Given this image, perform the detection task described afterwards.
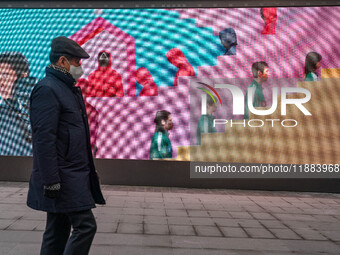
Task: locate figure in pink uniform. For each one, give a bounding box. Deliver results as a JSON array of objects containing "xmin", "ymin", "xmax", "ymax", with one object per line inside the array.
[
  {"xmin": 134, "ymin": 67, "xmax": 158, "ymax": 96},
  {"xmin": 166, "ymin": 48, "xmax": 195, "ymax": 86},
  {"xmin": 87, "ymin": 50, "xmax": 124, "ymax": 97},
  {"xmin": 261, "ymin": 8, "xmax": 277, "ymax": 35}
]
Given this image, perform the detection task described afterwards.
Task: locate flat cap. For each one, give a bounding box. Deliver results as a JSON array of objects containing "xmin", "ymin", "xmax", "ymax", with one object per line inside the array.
[{"xmin": 51, "ymin": 36, "xmax": 90, "ymax": 59}]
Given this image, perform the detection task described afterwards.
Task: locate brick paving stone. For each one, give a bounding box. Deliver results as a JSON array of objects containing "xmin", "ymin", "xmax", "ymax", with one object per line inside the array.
[
  {"xmin": 119, "ymin": 215, "xmax": 143, "ymax": 224},
  {"xmin": 214, "ymin": 218, "xmax": 239, "ymax": 227},
  {"xmin": 7, "ymin": 220, "xmax": 42, "ymax": 231},
  {"xmin": 96, "ymin": 222, "xmax": 118, "ymax": 233},
  {"xmin": 125, "ymin": 196, "xmax": 145, "ymax": 202},
  {"xmin": 144, "ymin": 224, "xmax": 169, "ymax": 235},
  {"xmin": 169, "ymin": 225, "xmax": 195, "ymax": 236},
  {"xmin": 184, "ymin": 203, "xmax": 205, "ymax": 210},
  {"xmin": 166, "ymin": 209, "xmax": 188, "ymax": 217},
  {"xmin": 293, "ymin": 228, "xmax": 328, "ymax": 240},
  {"xmin": 194, "ymin": 226, "xmax": 222, "ymax": 237},
  {"xmin": 163, "ymin": 198, "xmax": 182, "ymax": 203},
  {"xmin": 145, "ymin": 197, "xmax": 163, "ymax": 203},
  {"xmin": 1, "ymin": 182, "xmax": 340, "ymax": 255},
  {"xmin": 122, "ymin": 208, "xmax": 144, "ymax": 215},
  {"xmin": 229, "ymin": 212, "xmax": 253, "ymax": 219},
  {"xmin": 6, "ymin": 243, "xmax": 40, "ymax": 255},
  {"xmin": 282, "ymin": 207, "xmax": 304, "ymax": 213},
  {"xmin": 187, "ymin": 210, "xmax": 209, "ymax": 217},
  {"xmin": 244, "ymin": 227, "xmax": 275, "ymax": 239},
  {"xmin": 117, "ymin": 223, "xmax": 143, "ymax": 234},
  {"xmin": 144, "ymin": 208, "xmax": 166, "ymax": 216},
  {"xmin": 280, "ymin": 240, "xmax": 340, "ymax": 254},
  {"xmin": 190, "ymin": 217, "xmax": 215, "ymax": 226},
  {"xmin": 319, "ymin": 230, "xmax": 340, "ymax": 241},
  {"xmin": 267, "ymin": 207, "xmax": 286, "ymax": 213},
  {"xmin": 124, "ymin": 202, "xmax": 144, "ymax": 208},
  {"xmin": 307, "ymin": 221, "xmax": 340, "ymax": 231},
  {"xmin": 208, "ymin": 211, "xmax": 231, "ymax": 218},
  {"xmin": 21, "ymin": 211, "xmax": 46, "ymax": 220},
  {"xmin": 144, "ymin": 215, "xmax": 167, "ymax": 224},
  {"xmin": 0, "ymin": 219, "xmax": 16, "ymax": 230},
  {"xmin": 237, "ymin": 219, "xmax": 262, "ymax": 228},
  {"xmin": 312, "ymin": 215, "xmax": 338, "ymax": 222},
  {"xmin": 144, "ymin": 202, "xmax": 165, "ymax": 209},
  {"xmin": 220, "ymin": 227, "xmax": 248, "ymax": 238},
  {"xmin": 203, "ymin": 204, "xmax": 225, "ymax": 211},
  {"xmin": 270, "ymin": 228, "xmax": 302, "ymax": 240},
  {"xmin": 281, "ymin": 220, "xmax": 309, "ymax": 229},
  {"xmin": 164, "ymin": 203, "xmax": 185, "ymax": 209},
  {"xmin": 94, "ymin": 213, "xmax": 120, "ymax": 223},
  {"xmin": 251, "ymin": 212, "xmax": 275, "ymax": 220},
  {"xmin": 260, "ymin": 220, "xmax": 287, "ymax": 229},
  {"xmin": 182, "ymin": 198, "xmax": 201, "ymax": 204},
  {"xmin": 242, "ymin": 206, "xmax": 264, "ymax": 212},
  {"xmin": 173, "ymin": 248, "xmax": 239, "ymax": 255},
  {"xmin": 167, "ymin": 216, "xmax": 191, "ymax": 225},
  {"xmin": 104, "ymin": 199, "xmax": 124, "ymax": 207},
  {"xmin": 223, "ymin": 206, "xmax": 243, "ymax": 212},
  {"xmin": 171, "ymin": 236, "xmax": 289, "ymax": 251},
  {"xmin": 34, "ymin": 221, "xmax": 46, "ymax": 231},
  {"xmin": 0, "ymin": 210, "xmax": 24, "ymax": 220},
  {"xmin": 0, "ymin": 242, "xmax": 17, "ymax": 255},
  {"xmin": 274, "ymin": 213, "xmax": 317, "ymax": 222}
]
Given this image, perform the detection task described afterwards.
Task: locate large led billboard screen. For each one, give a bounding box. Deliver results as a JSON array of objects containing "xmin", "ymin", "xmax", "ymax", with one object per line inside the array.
[{"xmin": 0, "ymin": 7, "xmax": 339, "ymax": 166}]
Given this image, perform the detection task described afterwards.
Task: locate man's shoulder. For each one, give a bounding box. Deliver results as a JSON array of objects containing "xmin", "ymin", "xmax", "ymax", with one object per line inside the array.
[
  {"xmin": 32, "ymin": 77, "xmax": 66, "ymax": 100},
  {"xmin": 34, "ymin": 76, "xmax": 64, "ymax": 92}
]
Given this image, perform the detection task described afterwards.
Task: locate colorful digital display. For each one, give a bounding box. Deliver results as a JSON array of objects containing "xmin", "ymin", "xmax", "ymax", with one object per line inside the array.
[{"xmin": 0, "ymin": 7, "xmax": 339, "ymax": 163}]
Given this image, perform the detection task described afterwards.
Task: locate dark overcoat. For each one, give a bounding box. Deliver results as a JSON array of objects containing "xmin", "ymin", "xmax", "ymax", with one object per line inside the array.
[{"xmin": 27, "ymin": 66, "xmax": 105, "ymax": 213}]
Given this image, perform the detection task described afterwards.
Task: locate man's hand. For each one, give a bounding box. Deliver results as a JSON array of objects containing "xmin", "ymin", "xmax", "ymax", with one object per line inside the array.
[{"xmin": 43, "ymin": 183, "xmax": 61, "ymax": 198}]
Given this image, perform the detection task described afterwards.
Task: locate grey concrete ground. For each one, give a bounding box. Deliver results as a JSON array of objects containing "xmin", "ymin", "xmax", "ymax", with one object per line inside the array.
[{"xmin": 0, "ymin": 182, "xmax": 340, "ymax": 255}]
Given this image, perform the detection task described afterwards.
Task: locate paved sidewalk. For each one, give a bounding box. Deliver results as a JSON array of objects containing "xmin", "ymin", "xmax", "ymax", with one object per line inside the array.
[{"xmin": 0, "ymin": 182, "xmax": 340, "ymax": 255}]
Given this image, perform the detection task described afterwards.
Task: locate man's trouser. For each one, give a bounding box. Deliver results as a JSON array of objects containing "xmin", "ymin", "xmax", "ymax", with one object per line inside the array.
[{"xmin": 40, "ymin": 209, "xmax": 97, "ymax": 255}]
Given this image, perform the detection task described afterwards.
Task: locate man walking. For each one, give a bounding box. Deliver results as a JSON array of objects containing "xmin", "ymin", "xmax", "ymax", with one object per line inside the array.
[{"xmin": 27, "ymin": 36, "xmax": 105, "ymax": 255}]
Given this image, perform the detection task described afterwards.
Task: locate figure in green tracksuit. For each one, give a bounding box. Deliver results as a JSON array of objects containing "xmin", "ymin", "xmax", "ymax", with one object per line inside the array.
[
  {"xmin": 197, "ymin": 95, "xmax": 217, "ymax": 145},
  {"xmin": 150, "ymin": 110, "xmax": 173, "ymax": 159},
  {"xmin": 304, "ymin": 52, "xmax": 322, "ymax": 82},
  {"xmin": 244, "ymin": 61, "xmax": 269, "ymax": 119}
]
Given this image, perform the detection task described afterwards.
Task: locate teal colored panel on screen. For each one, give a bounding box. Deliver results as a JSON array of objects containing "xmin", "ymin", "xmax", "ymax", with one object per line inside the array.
[{"xmin": 0, "ymin": 9, "xmax": 222, "ymax": 87}]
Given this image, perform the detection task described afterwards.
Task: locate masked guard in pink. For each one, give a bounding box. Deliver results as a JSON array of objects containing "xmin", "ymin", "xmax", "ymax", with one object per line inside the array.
[
  {"xmin": 87, "ymin": 50, "xmax": 124, "ymax": 97},
  {"xmin": 166, "ymin": 48, "xmax": 195, "ymax": 87},
  {"xmin": 135, "ymin": 67, "xmax": 158, "ymax": 96},
  {"xmin": 261, "ymin": 8, "xmax": 277, "ymax": 35}
]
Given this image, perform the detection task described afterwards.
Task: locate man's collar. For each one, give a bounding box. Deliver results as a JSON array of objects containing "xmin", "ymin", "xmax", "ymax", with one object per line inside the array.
[{"xmin": 46, "ymin": 64, "xmax": 76, "ymax": 87}]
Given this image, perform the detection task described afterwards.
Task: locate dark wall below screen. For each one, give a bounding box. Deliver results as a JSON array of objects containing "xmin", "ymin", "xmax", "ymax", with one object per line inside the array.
[{"xmin": 0, "ymin": 156, "xmax": 339, "ymax": 193}]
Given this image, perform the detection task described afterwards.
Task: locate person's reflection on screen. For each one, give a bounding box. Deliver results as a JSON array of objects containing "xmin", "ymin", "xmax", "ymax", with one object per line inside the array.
[
  {"xmin": 0, "ymin": 51, "xmax": 37, "ymax": 155},
  {"xmin": 197, "ymin": 95, "xmax": 217, "ymax": 145},
  {"xmin": 150, "ymin": 110, "xmax": 173, "ymax": 159},
  {"xmin": 304, "ymin": 52, "xmax": 322, "ymax": 82},
  {"xmin": 219, "ymin": 28, "xmax": 237, "ymax": 55},
  {"xmin": 87, "ymin": 50, "xmax": 124, "ymax": 97}
]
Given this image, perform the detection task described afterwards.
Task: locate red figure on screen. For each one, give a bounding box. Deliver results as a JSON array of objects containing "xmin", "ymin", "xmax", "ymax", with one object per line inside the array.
[
  {"xmin": 166, "ymin": 48, "xmax": 195, "ymax": 86},
  {"xmin": 261, "ymin": 8, "xmax": 277, "ymax": 35},
  {"xmin": 77, "ymin": 78, "xmax": 99, "ymax": 156},
  {"xmin": 87, "ymin": 50, "xmax": 124, "ymax": 97},
  {"xmin": 135, "ymin": 67, "xmax": 158, "ymax": 96}
]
